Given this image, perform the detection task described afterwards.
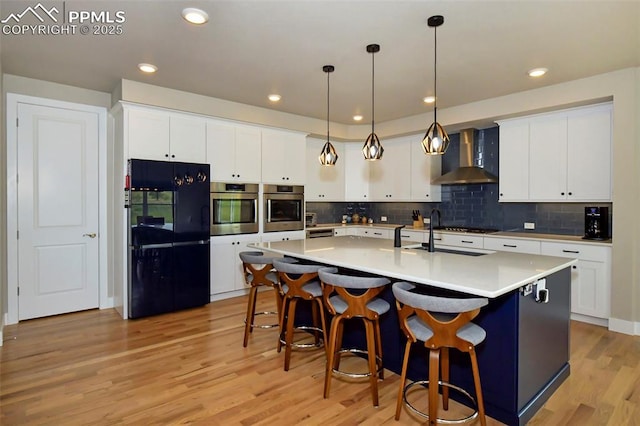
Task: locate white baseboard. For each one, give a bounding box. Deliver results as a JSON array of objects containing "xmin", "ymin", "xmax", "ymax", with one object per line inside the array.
[
  {"xmin": 210, "ymin": 288, "xmax": 249, "ymax": 302},
  {"xmin": 0, "ymin": 313, "xmax": 5, "ymax": 346},
  {"xmin": 571, "ymin": 313, "xmax": 608, "ymax": 328},
  {"xmin": 608, "ymin": 317, "xmax": 639, "ymax": 336}
]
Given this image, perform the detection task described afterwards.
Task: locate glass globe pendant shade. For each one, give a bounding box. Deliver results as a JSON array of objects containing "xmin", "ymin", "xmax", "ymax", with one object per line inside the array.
[
  {"xmin": 318, "ymin": 140, "xmax": 338, "ymax": 165},
  {"xmin": 421, "ymin": 119, "xmax": 450, "ymax": 155},
  {"xmin": 363, "ymin": 132, "xmax": 384, "ymax": 160}
]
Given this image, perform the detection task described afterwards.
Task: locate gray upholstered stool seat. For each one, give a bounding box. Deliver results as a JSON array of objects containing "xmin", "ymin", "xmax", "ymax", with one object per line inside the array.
[
  {"xmin": 272, "ymin": 258, "xmax": 336, "ymax": 371},
  {"xmin": 392, "ymin": 281, "xmax": 488, "ymax": 425},
  {"xmin": 319, "ymin": 267, "xmax": 391, "ymax": 407},
  {"xmin": 239, "ymin": 251, "xmax": 282, "ymax": 348}
]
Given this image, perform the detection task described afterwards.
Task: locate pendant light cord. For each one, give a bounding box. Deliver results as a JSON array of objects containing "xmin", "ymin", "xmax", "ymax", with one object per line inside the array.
[
  {"xmin": 433, "ymin": 24, "xmax": 438, "ymax": 124},
  {"xmin": 371, "ymin": 50, "xmax": 375, "ymax": 133},
  {"xmin": 327, "ymin": 69, "xmax": 330, "ymax": 142}
]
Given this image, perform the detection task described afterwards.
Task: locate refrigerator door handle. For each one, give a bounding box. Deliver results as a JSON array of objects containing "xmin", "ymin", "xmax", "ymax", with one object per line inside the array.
[
  {"xmin": 133, "ymin": 242, "xmax": 174, "ymax": 250},
  {"xmin": 172, "ymin": 240, "xmax": 210, "ymax": 247}
]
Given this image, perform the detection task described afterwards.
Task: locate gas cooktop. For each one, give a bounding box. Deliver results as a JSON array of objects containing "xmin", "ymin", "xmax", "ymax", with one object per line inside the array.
[{"xmin": 433, "ymin": 226, "xmax": 499, "ymax": 234}]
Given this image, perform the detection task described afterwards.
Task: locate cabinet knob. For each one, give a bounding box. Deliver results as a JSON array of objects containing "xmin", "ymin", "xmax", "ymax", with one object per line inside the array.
[
  {"xmin": 572, "ymin": 265, "xmax": 577, "ymax": 269},
  {"xmin": 165, "ymin": 154, "xmax": 169, "ymax": 158},
  {"xmin": 568, "ymin": 192, "xmax": 572, "ymax": 196},
  {"xmin": 561, "ymin": 192, "xmax": 565, "ymax": 196},
  {"xmin": 499, "ymin": 193, "xmax": 503, "ymax": 196},
  {"xmin": 426, "ymin": 194, "xmax": 429, "ymax": 197},
  {"xmin": 171, "ymin": 154, "xmax": 175, "ymax": 158}
]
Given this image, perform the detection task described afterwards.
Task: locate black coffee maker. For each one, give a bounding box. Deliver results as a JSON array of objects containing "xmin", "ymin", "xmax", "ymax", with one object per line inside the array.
[{"xmin": 583, "ymin": 206, "xmax": 609, "ymax": 240}]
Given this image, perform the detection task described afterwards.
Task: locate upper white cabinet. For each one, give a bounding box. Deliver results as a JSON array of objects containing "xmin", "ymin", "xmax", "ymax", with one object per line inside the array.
[
  {"xmin": 127, "ymin": 105, "xmax": 205, "ymax": 163},
  {"xmin": 261, "ymin": 129, "xmax": 307, "ymax": 184},
  {"xmin": 344, "ymin": 143, "xmax": 371, "ymax": 201},
  {"xmin": 207, "ymin": 121, "xmax": 262, "ymax": 183},
  {"xmin": 497, "ymin": 103, "xmax": 612, "ymax": 202},
  {"xmin": 305, "ymin": 137, "xmax": 345, "ymax": 201},
  {"xmin": 369, "ymin": 136, "xmax": 412, "ymax": 201},
  {"xmin": 410, "ymin": 135, "xmax": 442, "ymax": 202}
]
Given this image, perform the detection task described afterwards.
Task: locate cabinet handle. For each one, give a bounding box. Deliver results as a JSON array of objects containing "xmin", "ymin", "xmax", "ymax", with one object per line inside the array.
[
  {"xmin": 426, "ymin": 194, "xmax": 429, "ymax": 197},
  {"xmin": 165, "ymin": 154, "xmax": 169, "ymax": 158},
  {"xmin": 499, "ymin": 193, "xmax": 503, "ymax": 196},
  {"xmin": 374, "ymin": 232, "xmax": 382, "ymax": 236},
  {"xmin": 572, "ymin": 265, "xmax": 577, "ymax": 269},
  {"xmin": 568, "ymin": 192, "xmax": 572, "ymax": 196},
  {"xmin": 561, "ymin": 192, "xmax": 565, "ymax": 196},
  {"xmin": 503, "ymin": 244, "xmax": 517, "ymax": 248},
  {"xmin": 562, "ymin": 249, "xmax": 580, "ymax": 254},
  {"xmin": 461, "ymin": 240, "xmax": 473, "ymax": 244}
]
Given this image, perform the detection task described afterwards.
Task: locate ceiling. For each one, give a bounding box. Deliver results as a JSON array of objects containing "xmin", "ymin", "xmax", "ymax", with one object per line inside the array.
[{"xmin": 1, "ymin": 1, "xmax": 639, "ymax": 125}]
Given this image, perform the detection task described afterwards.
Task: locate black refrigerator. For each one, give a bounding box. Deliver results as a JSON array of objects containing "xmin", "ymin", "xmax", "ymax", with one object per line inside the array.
[{"xmin": 127, "ymin": 159, "xmax": 210, "ymax": 319}]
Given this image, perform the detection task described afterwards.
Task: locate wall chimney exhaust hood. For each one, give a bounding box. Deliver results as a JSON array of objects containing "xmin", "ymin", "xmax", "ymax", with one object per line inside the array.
[{"xmin": 432, "ymin": 128, "xmax": 499, "ymax": 185}]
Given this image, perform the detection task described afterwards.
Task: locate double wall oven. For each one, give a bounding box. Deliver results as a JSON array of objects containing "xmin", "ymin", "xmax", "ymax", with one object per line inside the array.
[
  {"xmin": 210, "ymin": 182, "xmax": 259, "ymax": 235},
  {"xmin": 263, "ymin": 184, "xmax": 304, "ymax": 232}
]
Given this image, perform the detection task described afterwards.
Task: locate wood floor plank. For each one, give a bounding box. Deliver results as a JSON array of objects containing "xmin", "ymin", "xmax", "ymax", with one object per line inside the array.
[{"xmin": 2, "ymin": 294, "xmax": 640, "ymax": 425}]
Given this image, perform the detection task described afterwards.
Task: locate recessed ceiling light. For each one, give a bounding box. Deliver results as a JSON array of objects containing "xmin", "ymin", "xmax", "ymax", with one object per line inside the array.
[
  {"xmin": 138, "ymin": 63, "xmax": 157, "ymax": 73},
  {"xmin": 353, "ymin": 115, "xmax": 363, "ymax": 121},
  {"xmin": 268, "ymin": 94, "xmax": 281, "ymax": 102},
  {"xmin": 528, "ymin": 68, "xmax": 548, "ymax": 77},
  {"xmin": 182, "ymin": 8, "xmax": 209, "ymax": 25},
  {"xmin": 423, "ymin": 96, "xmax": 436, "ymax": 104}
]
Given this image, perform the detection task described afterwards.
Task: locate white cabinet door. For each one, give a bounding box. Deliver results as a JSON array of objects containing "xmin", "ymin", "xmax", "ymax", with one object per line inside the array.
[
  {"xmin": 369, "ymin": 136, "xmax": 411, "ymax": 201},
  {"xmin": 210, "ymin": 235, "xmax": 261, "ymax": 295},
  {"xmin": 566, "ymin": 104, "xmax": 612, "ymax": 201},
  {"xmin": 234, "ymin": 125, "xmax": 262, "ymax": 183},
  {"xmin": 127, "ymin": 107, "xmax": 170, "ymax": 161},
  {"xmin": 355, "ymin": 228, "xmax": 391, "ymax": 239},
  {"xmin": 400, "ymin": 229, "xmax": 425, "ymax": 243},
  {"xmin": 529, "ymin": 114, "xmax": 568, "ymax": 201},
  {"xmin": 333, "ymin": 228, "xmax": 348, "ymax": 236},
  {"xmin": 261, "ymin": 129, "xmax": 306, "ymax": 184},
  {"xmin": 439, "ymin": 233, "xmax": 484, "ymax": 249},
  {"xmin": 410, "ymin": 135, "xmax": 442, "ymax": 202},
  {"xmin": 344, "ymin": 143, "xmax": 370, "ymax": 201},
  {"xmin": 306, "ymin": 137, "xmax": 345, "ymax": 201},
  {"xmin": 540, "ymin": 241, "xmax": 611, "ymax": 319},
  {"xmin": 497, "ymin": 120, "xmax": 529, "ymax": 201},
  {"xmin": 483, "ymin": 237, "xmax": 541, "ymax": 254},
  {"xmin": 170, "ymin": 114, "xmax": 206, "ymax": 163},
  {"xmin": 207, "ymin": 121, "xmax": 261, "ymax": 182},
  {"xmin": 261, "ymin": 231, "xmax": 305, "ymax": 242}
]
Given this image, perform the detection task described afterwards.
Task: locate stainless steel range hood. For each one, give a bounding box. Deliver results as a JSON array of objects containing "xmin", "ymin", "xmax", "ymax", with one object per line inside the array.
[{"xmin": 432, "ymin": 128, "xmax": 499, "ymax": 185}]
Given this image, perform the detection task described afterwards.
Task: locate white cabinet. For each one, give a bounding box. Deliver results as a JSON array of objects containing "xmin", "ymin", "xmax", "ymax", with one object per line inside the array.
[
  {"xmin": 399, "ymin": 229, "xmax": 426, "ymax": 243},
  {"xmin": 497, "ymin": 103, "xmax": 612, "ymax": 202},
  {"xmin": 410, "ymin": 135, "xmax": 442, "ymax": 202},
  {"xmin": 261, "ymin": 129, "xmax": 307, "ymax": 184},
  {"xmin": 261, "ymin": 230, "xmax": 305, "ymax": 242},
  {"xmin": 344, "ymin": 143, "xmax": 370, "ymax": 201},
  {"xmin": 333, "ymin": 227, "xmax": 348, "ymax": 236},
  {"xmin": 207, "ymin": 121, "xmax": 262, "ymax": 183},
  {"xmin": 439, "ymin": 233, "xmax": 484, "ymax": 249},
  {"xmin": 498, "ymin": 120, "xmax": 530, "ymax": 201},
  {"xmin": 369, "ymin": 136, "xmax": 411, "ymax": 201},
  {"xmin": 210, "ymin": 234, "xmax": 261, "ymax": 295},
  {"xmin": 126, "ymin": 106, "xmax": 206, "ymax": 162},
  {"xmin": 540, "ymin": 241, "xmax": 611, "ymax": 320},
  {"xmin": 305, "ymin": 137, "xmax": 345, "ymax": 201},
  {"xmin": 483, "ymin": 236, "xmax": 541, "ymax": 254},
  {"xmin": 355, "ymin": 227, "xmax": 391, "ymax": 239}
]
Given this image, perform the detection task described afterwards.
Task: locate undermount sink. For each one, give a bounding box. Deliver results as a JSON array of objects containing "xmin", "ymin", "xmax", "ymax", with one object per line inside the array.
[{"xmin": 406, "ymin": 244, "xmax": 489, "ymax": 257}]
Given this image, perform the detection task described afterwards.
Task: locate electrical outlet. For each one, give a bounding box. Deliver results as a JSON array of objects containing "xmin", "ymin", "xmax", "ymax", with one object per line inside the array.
[
  {"xmin": 424, "ymin": 218, "xmax": 430, "ymax": 224},
  {"xmin": 380, "ymin": 216, "xmax": 387, "ymax": 222},
  {"xmin": 524, "ymin": 222, "xmax": 535, "ymax": 230}
]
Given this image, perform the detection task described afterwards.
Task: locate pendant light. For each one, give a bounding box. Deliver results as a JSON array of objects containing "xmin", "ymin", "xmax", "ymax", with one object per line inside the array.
[
  {"xmin": 362, "ymin": 43, "xmax": 384, "ymax": 161},
  {"xmin": 319, "ymin": 65, "xmax": 338, "ymax": 166},
  {"xmin": 421, "ymin": 15, "xmax": 450, "ymax": 155}
]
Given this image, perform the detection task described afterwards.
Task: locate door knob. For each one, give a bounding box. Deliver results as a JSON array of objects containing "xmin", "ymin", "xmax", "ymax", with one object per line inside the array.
[{"xmin": 83, "ymin": 233, "xmax": 97, "ymax": 238}]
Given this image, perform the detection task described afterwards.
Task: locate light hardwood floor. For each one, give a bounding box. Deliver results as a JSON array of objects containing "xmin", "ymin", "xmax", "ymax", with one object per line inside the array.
[{"xmin": 1, "ymin": 293, "xmax": 639, "ymax": 425}]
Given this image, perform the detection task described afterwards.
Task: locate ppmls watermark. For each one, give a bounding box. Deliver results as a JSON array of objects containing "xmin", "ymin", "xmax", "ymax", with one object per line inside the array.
[{"xmin": 1, "ymin": 2, "xmax": 126, "ymax": 36}]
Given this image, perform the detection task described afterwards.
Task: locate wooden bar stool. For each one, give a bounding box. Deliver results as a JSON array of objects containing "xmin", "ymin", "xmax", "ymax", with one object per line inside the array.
[
  {"xmin": 239, "ymin": 251, "xmax": 282, "ymax": 348},
  {"xmin": 272, "ymin": 258, "xmax": 335, "ymax": 371},
  {"xmin": 318, "ymin": 268, "xmax": 390, "ymax": 407},
  {"xmin": 392, "ymin": 281, "xmax": 488, "ymax": 425}
]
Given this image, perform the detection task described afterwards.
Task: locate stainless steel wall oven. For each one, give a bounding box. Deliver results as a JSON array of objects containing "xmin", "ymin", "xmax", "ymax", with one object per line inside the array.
[
  {"xmin": 263, "ymin": 184, "xmax": 304, "ymax": 232},
  {"xmin": 210, "ymin": 182, "xmax": 259, "ymax": 235}
]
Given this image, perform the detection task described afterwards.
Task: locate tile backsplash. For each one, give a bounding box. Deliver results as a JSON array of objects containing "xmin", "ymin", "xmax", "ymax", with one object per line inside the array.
[{"xmin": 306, "ymin": 127, "xmax": 613, "ymax": 237}]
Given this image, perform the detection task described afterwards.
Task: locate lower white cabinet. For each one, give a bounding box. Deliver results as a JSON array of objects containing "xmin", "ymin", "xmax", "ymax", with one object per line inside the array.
[
  {"xmin": 333, "ymin": 228, "xmax": 348, "ymax": 236},
  {"xmin": 540, "ymin": 241, "xmax": 611, "ymax": 320},
  {"xmin": 439, "ymin": 234, "xmax": 484, "ymax": 249},
  {"xmin": 355, "ymin": 227, "xmax": 391, "ymax": 239},
  {"xmin": 400, "ymin": 229, "xmax": 426, "ymax": 243},
  {"xmin": 210, "ymin": 234, "xmax": 261, "ymax": 295},
  {"xmin": 261, "ymin": 230, "xmax": 305, "ymax": 242},
  {"xmin": 483, "ymin": 237, "xmax": 541, "ymax": 254}
]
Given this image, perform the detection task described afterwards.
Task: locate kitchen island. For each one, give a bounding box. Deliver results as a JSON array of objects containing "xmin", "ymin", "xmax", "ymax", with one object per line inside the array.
[{"xmin": 252, "ymin": 235, "xmax": 577, "ymax": 425}]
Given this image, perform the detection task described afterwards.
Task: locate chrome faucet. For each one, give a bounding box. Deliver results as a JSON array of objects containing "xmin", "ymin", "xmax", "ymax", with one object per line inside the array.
[{"xmin": 428, "ymin": 208, "xmax": 441, "ymax": 252}]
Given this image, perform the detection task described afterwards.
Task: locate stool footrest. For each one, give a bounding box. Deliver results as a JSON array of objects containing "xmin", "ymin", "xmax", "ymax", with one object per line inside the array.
[
  {"xmin": 331, "ymin": 349, "xmax": 383, "ymax": 379},
  {"xmin": 244, "ymin": 311, "xmax": 279, "ymax": 329},
  {"xmin": 403, "ymin": 380, "xmax": 479, "ymax": 424},
  {"xmin": 280, "ymin": 326, "xmax": 324, "ymax": 349}
]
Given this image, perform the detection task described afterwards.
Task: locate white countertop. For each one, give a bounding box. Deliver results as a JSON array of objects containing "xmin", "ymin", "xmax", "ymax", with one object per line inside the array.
[{"xmin": 251, "ymin": 236, "xmax": 576, "ymax": 298}]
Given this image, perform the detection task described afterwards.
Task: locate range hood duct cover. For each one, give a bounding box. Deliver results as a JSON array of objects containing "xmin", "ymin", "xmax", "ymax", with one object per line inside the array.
[{"xmin": 432, "ymin": 128, "xmax": 499, "ymax": 185}]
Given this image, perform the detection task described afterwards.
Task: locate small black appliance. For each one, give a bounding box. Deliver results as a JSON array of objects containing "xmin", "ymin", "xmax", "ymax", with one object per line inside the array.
[{"xmin": 583, "ymin": 206, "xmax": 609, "ymax": 240}]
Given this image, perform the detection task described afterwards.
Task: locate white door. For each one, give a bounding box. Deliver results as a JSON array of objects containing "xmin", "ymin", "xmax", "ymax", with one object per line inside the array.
[{"xmin": 17, "ymin": 103, "xmax": 100, "ymax": 320}]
